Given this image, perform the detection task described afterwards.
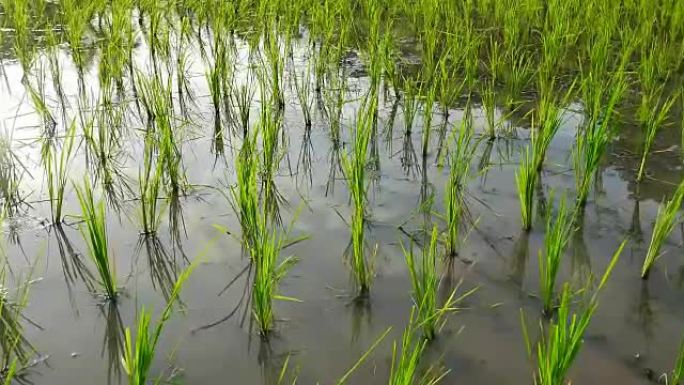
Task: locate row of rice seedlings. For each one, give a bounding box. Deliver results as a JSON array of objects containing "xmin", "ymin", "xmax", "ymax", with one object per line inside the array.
[
  {"xmin": 341, "ymin": 95, "xmax": 377, "ymax": 297},
  {"xmin": 121, "ymin": 263, "xmax": 196, "ymax": 385},
  {"xmin": 522, "ymin": 240, "xmax": 625, "ymax": 385},
  {"xmin": 641, "ymin": 178, "xmax": 684, "ymax": 279},
  {"xmin": 443, "ymin": 116, "xmax": 477, "ymax": 257},
  {"xmin": 75, "ymin": 178, "xmax": 118, "ymax": 301},
  {"xmin": 538, "ymin": 192, "xmax": 573, "ymax": 315},
  {"xmin": 636, "ymin": 90, "xmax": 678, "ymax": 183}
]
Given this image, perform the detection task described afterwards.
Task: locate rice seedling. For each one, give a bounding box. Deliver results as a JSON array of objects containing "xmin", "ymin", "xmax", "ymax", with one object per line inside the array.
[
  {"xmin": 0, "ymin": 128, "xmax": 27, "ymax": 216},
  {"xmin": 641, "ymin": 178, "xmax": 684, "ymax": 279},
  {"xmin": 538, "ymin": 192, "xmax": 574, "ymax": 315},
  {"xmin": 75, "ymin": 177, "xmax": 118, "ymax": 301},
  {"xmin": 532, "ymin": 80, "xmax": 575, "ymax": 172},
  {"xmin": 0, "ymin": 267, "xmax": 36, "ymax": 374},
  {"xmin": 4, "ymin": 0, "xmax": 35, "ymax": 75},
  {"xmin": 230, "ymin": 131, "xmax": 260, "ymax": 254},
  {"xmin": 341, "ymin": 96, "xmax": 376, "ymax": 297},
  {"xmin": 293, "ymin": 63, "xmax": 314, "ymax": 128},
  {"xmin": 421, "ymin": 84, "xmax": 436, "ymax": 158},
  {"xmin": 515, "ymin": 146, "xmax": 536, "ymax": 231},
  {"xmin": 403, "ymin": 226, "xmax": 472, "ymax": 340},
  {"xmin": 480, "ymin": 80, "xmax": 498, "ymax": 139},
  {"xmin": 402, "ymin": 78, "xmax": 420, "ymax": 135},
  {"xmin": 137, "ymin": 73, "xmax": 187, "ymax": 199},
  {"xmin": 671, "ymin": 331, "xmax": 684, "ymax": 385},
  {"xmin": 233, "ymin": 80, "xmax": 255, "ymax": 138},
  {"xmin": 138, "ymin": 133, "xmax": 166, "ymax": 235},
  {"xmin": 44, "ymin": 120, "xmax": 77, "ymax": 225},
  {"xmin": 522, "ymin": 240, "xmax": 626, "ymax": 385},
  {"xmin": 388, "ymin": 308, "xmax": 449, "ymax": 385},
  {"xmin": 258, "ymin": 101, "xmax": 285, "ymax": 223},
  {"xmin": 250, "ymin": 210, "xmax": 300, "ymax": 337},
  {"xmin": 574, "ymin": 66, "xmax": 629, "ymax": 208},
  {"xmin": 443, "ymin": 116, "xmax": 477, "ymax": 257},
  {"xmin": 502, "ymin": 49, "xmax": 533, "ymax": 110},
  {"xmin": 121, "ymin": 264, "xmax": 196, "ymax": 385},
  {"xmin": 637, "ymin": 91, "xmax": 678, "ymax": 183}
]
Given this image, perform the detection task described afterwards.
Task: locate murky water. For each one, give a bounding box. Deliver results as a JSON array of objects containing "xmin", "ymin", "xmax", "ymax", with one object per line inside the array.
[{"xmin": 1, "ymin": 7, "xmax": 684, "ymax": 385}]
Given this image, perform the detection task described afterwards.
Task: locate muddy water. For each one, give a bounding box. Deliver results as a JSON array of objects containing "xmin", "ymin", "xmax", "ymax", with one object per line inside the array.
[{"xmin": 0, "ymin": 26, "xmax": 683, "ymax": 385}]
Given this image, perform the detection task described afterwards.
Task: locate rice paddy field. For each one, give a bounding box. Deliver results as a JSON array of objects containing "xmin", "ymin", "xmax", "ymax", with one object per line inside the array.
[{"xmin": 1, "ymin": 0, "xmax": 684, "ymax": 384}]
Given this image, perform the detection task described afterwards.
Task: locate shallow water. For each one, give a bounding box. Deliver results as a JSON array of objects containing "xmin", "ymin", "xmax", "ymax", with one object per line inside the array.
[{"xmin": 0, "ymin": 11, "xmax": 683, "ymax": 385}]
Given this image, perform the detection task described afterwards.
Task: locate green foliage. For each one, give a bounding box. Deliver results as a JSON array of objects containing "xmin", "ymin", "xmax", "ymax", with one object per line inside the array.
[
  {"xmin": 75, "ymin": 177, "xmax": 117, "ymax": 300},
  {"xmin": 122, "ymin": 264, "xmax": 196, "ymax": 385},
  {"xmin": 341, "ymin": 95, "xmax": 376, "ymax": 297},
  {"xmin": 539, "ymin": 193, "xmax": 574, "ymax": 315},
  {"xmin": 641, "ymin": 178, "xmax": 684, "ymax": 279}
]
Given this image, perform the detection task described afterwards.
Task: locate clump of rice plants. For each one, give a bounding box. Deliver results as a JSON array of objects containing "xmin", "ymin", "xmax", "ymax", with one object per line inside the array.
[
  {"xmin": 515, "ymin": 146, "xmax": 536, "ymax": 231},
  {"xmin": 480, "ymin": 80, "xmax": 498, "ymax": 139},
  {"xmin": 403, "ymin": 226, "xmax": 453, "ymax": 340},
  {"xmin": 443, "ymin": 117, "xmax": 477, "ymax": 257},
  {"xmin": 522, "ymin": 240, "xmax": 625, "ymax": 385},
  {"xmin": 341, "ymin": 96, "xmax": 376, "ymax": 297},
  {"xmin": 121, "ymin": 264, "xmax": 196, "ymax": 385},
  {"xmin": 388, "ymin": 308, "xmax": 449, "ymax": 385},
  {"xmin": 229, "ymin": 132, "xmax": 260, "ymax": 253},
  {"xmin": 75, "ymin": 178, "xmax": 118, "ymax": 300},
  {"xmin": 574, "ymin": 62, "xmax": 629, "ymax": 208},
  {"xmin": 0, "ymin": 128, "xmax": 27, "ymax": 216},
  {"xmin": 532, "ymin": 80, "xmax": 575, "ymax": 172},
  {"xmin": 538, "ymin": 192, "xmax": 574, "ymax": 315},
  {"xmin": 641, "ymin": 178, "xmax": 684, "ymax": 279},
  {"xmin": 293, "ymin": 63, "xmax": 314, "ymax": 128},
  {"xmin": 402, "ymin": 78, "xmax": 420, "ymax": 135},
  {"xmin": 0, "ymin": 266, "xmax": 36, "ymax": 375},
  {"xmin": 233, "ymin": 81, "xmax": 255, "ymax": 138},
  {"xmin": 637, "ymin": 91, "xmax": 678, "ymax": 183},
  {"xmin": 250, "ymin": 212, "xmax": 299, "ymax": 338},
  {"xmin": 138, "ymin": 133, "xmax": 166, "ymax": 235},
  {"xmin": 44, "ymin": 120, "xmax": 77, "ymax": 224}
]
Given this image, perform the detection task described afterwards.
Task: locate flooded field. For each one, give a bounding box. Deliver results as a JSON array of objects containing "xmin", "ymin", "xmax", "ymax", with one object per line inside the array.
[{"xmin": 0, "ymin": 0, "xmax": 684, "ymax": 384}]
